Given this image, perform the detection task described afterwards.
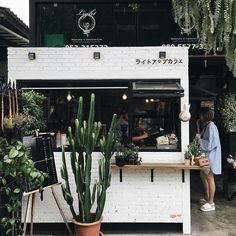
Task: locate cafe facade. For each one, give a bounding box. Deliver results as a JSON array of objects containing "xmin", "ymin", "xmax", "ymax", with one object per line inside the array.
[{"xmin": 7, "ymin": 0, "xmax": 235, "ymax": 234}]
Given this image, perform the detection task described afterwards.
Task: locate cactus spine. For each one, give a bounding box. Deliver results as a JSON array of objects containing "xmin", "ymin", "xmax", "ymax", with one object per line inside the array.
[{"xmin": 61, "ymin": 93, "xmax": 117, "ymax": 223}]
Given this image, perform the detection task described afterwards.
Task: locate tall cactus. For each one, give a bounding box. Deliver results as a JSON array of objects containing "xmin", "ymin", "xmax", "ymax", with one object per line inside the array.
[{"xmin": 61, "ymin": 93, "xmax": 117, "ymax": 223}]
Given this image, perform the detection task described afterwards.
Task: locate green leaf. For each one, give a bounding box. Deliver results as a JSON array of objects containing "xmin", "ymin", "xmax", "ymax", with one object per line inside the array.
[
  {"xmin": 2, "ymin": 177, "xmax": 6, "ymax": 185},
  {"xmin": 13, "ymin": 188, "xmax": 21, "ymax": 194},
  {"xmin": 17, "ymin": 151, "xmax": 24, "ymax": 157},
  {"xmin": 7, "ymin": 206, "xmax": 12, "ymax": 212},
  {"xmin": 9, "ymin": 149, "xmax": 18, "ymax": 158},
  {"xmin": 5, "ymin": 188, "xmax": 10, "ymax": 195},
  {"xmin": 4, "ymin": 158, "xmax": 12, "ymax": 164},
  {"xmin": 9, "ymin": 218, "xmax": 15, "ymax": 225},
  {"xmin": 1, "ymin": 217, "xmax": 7, "ymax": 223},
  {"xmin": 6, "ymin": 228, "xmax": 12, "ymax": 235}
]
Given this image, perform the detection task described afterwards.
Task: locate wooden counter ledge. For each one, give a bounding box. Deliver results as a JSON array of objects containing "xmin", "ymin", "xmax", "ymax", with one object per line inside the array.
[{"xmin": 111, "ymin": 163, "xmax": 208, "ymax": 170}]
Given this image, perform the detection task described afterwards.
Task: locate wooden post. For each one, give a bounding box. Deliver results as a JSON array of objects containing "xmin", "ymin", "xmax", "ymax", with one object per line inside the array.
[
  {"xmin": 51, "ymin": 186, "xmax": 73, "ymax": 235},
  {"xmin": 23, "ymin": 194, "xmax": 32, "ymax": 236},
  {"xmin": 22, "ymin": 183, "xmax": 72, "ymax": 235},
  {"xmin": 30, "ymin": 193, "xmax": 36, "ymax": 236}
]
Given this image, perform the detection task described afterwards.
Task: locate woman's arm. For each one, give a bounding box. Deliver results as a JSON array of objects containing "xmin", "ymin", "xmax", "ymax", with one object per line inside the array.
[{"xmin": 199, "ymin": 124, "xmax": 217, "ymax": 152}]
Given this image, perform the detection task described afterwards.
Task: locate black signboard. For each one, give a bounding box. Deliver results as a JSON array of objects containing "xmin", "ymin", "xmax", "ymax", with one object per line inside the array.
[
  {"xmin": 23, "ymin": 134, "xmax": 58, "ymax": 190},
  {"xmin": 34, "ymin": 1, "xmax": 204, "ymax": 54}
]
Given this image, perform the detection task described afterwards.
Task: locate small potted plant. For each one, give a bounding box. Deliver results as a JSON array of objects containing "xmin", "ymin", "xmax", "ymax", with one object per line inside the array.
[
  {"xmin": 125, "ymin": 143, "xmax": 140, "ymax": 165},
  {"xmin": 184, "ymin": 140, "xmax": 203, "ymax": 166},
  {"xmin": 115, "ymin": 142, "xmax": 126, "ymax": 167},
  {"xmin": 184, "ymin": 150, "xmax": 192, "ymax": 165}
]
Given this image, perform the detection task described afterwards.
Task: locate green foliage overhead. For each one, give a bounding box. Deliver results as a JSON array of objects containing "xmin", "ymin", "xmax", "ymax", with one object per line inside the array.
[
  {"xmin": 61, "ymin": 94, "xmax": 117, "ymax": 223},
  {"xmin": 172, "ymin": 0, "xmax": 236, "ymax": 76},
  {"xmin": 217, "ymin": 93, "xmax": 236, "ymax": 132},
  {"xmin": 0, "ymin": 138, "xmax": 45, "ymax": 236},
  {"xmin": 21, "ymin": 90, "xmax": 46, "ymax": 135}
]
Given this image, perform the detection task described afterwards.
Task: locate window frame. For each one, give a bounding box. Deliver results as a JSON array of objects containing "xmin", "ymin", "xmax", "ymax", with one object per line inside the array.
[{"xmin": 18, "ymin": 79, "xmax": 183, "ymax": 152}]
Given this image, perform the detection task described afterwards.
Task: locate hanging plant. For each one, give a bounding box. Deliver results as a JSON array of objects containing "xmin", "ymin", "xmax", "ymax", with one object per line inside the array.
[
  {"xmin": 171, "ymin": 0, "xmax": 236, "ymax": 76},
  {"xmin": 216, "ymin": 93, "xmax": 236, "ymax": 132}
]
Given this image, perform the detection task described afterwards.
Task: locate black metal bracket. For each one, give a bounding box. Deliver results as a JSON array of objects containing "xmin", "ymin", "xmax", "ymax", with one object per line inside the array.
[
  {"xmin": 151, "ymin": 169, "xmax": 154, "ymax": 182},
  {"xmin": 182, "ymin": 170, "xmax": 185, "ymax": 183},
  {"xmin": 119, "ymin": 169, "xmax": 123, "ymax": 182}
]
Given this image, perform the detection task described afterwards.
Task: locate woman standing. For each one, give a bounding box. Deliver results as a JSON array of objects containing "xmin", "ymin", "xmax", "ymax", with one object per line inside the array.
[{"xmin": 196, "ymin": 107, "xmax": 222, "ymax": 212}]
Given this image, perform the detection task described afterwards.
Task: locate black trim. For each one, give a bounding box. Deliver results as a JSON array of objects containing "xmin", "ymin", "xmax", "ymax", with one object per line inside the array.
[
  {"xmin": 119, "ymin": 169, "xmax": 123, "ymax": 182},
  {"xmin": 182, "ymin": 170, "xmax": 185, "ymax": 183},
  {"xmin": 133, "ymin": 93, "xmax": 184, "ymax": 98},
  {"xmin": 26, "ymin": 222, "xmax": 182, "ymax": 234},
  {"xmin": 151, "ymin": 169, "xmax": 154, "ymax": 182}
]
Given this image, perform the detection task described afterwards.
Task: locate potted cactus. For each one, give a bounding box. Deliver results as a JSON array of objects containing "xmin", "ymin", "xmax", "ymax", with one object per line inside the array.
[{"xmin": 61, "ymin": 94, "xmax": 117, "ymax": 236}]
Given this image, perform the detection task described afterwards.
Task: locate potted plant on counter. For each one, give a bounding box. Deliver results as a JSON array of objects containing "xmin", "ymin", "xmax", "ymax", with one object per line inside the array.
[
  {"xmin": 125, "ymin": 143, "xmax": 140, "ymax": 165},
  {"xmin": 61, "ymin": 94, "xmax": 117, "ymax": 236},
  {"xmin": 115, "ymin": 142, "xmax": 126, "ymax": 167},
  {"xmin": 115, "ymin": 142, "xmax": 141, "ymax": 166},
  {"xmin": 184, "ymin": 140, "xmax": 203, "ymax": 166},
  {"xmin": 184, "ymin": 150, "xmax": 192, "ymax": 165}
]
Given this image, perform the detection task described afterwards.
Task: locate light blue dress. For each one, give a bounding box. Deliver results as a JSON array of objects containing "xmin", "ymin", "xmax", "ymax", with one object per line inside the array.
[{"xmin": 199, "ymin": 122, "xmax": 222, "ymax": 175}]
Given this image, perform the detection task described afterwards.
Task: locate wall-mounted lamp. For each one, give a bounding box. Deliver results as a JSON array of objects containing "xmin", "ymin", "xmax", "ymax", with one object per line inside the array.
[
  {"xmin": 145, "ymin": 99, "xmax": 149, "ymax": 103},
  {"xmin": 159, "ymin": 51, "xmax": 166, "ymax": 59},
  {"xmin": 93, "ymin": 52, "xmax": 101, "ymax": 60},
  {"xmin": 122, "ymin": 93, "xmax": 128, "ymax": 100},
  {"xmin": 28, "ymin": 52, "xmax": 36, "ymax": 60}
]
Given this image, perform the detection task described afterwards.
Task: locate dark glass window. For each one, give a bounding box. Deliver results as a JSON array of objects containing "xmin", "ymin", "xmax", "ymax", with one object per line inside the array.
[
  {"xmin": 35, "ymin": 1, "xmax": 198, "ymax": 48},
  {"xmin": 131, "ymin": 98, "xmax": 181, "ymax": 151},
  {"xmin": 23, "ymin": 80, "xmax": 182, "ymax": 152}
]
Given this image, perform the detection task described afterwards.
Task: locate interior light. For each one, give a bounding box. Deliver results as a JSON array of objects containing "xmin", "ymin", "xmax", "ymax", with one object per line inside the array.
[
  {"xmin": 145, "ymin": 99, "xmax": 149, "ymax": 103},
  {"xmin": 122, "ymin": 93, "xmax": 128, "ymax": 100},
  {"xmin": 67, "ymin": 92, "xmax": 72, "ymax": 101},
  {"xmin": 150, "ymin": 99, "xmax": 154, "ymax": 102}
]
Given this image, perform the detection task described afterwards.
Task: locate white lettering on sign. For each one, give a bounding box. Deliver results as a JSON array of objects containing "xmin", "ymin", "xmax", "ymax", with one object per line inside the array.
[
  {"xmin": 76, "ymin": 9, "xmax": 97, "ymax": 37},
  {"xmin": 65, "ymin": 44, "xmax": 108, "ymax": 48},
  {"xmin": 162, "ymin": 43, "xmax": 206, "ymax": 50}
]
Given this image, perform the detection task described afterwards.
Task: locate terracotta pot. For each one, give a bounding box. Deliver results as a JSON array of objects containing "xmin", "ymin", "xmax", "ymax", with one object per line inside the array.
[
  {"xmin": 73, "ymin": 216, "xmax": 103, "ymax": 236},
  {"xmin": 184, "ymin": 159, "xmax": 190, "ymax": 165}
]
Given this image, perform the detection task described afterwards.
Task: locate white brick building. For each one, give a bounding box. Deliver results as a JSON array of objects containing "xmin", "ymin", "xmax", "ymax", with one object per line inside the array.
[{"xmin": 8, "ymin": 46, "xmax": 192, "ymax": 234}]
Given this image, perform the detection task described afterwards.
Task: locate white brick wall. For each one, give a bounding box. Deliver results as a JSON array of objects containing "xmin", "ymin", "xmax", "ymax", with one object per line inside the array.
[
  {"xmin": 11, "ymin": 47, "xmax": 191, "ymax": 233},
  {"xmin": 22, "ymin": 152, "xmax": 188, "ymax": 224},
  {"xmin": 8, "ymin": 47, "xmax": 188, "ymax": 80}
]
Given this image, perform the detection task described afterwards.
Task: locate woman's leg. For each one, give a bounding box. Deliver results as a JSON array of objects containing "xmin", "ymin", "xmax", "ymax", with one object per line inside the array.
[
  {"xmin": 200, "ymin": 171, "xmax": 209, "ymax": 201},
  {"xmin": 205, "ymin": 170, "xmax": 215, "ymax": 204}
]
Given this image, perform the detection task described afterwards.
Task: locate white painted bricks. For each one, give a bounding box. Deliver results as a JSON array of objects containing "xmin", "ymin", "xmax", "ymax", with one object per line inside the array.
[
  {"xmin": 8, "ymin": 47, "xmax": 188, "ymax": 81},
  {"xmin": 22, "ymin": 152, "xmax": 186, "ymax": 224}
]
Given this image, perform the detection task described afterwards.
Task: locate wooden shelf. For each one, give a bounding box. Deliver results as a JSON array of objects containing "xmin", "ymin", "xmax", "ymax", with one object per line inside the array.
[{"xmin": 111, "ymin": 163, "xmax": 208, "ymax": 170}]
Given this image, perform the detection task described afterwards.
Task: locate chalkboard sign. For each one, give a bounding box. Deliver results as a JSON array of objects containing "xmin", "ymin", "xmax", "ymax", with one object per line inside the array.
[{"xmin": 23, "ymin": 134, "xmax": 58, "ymax": 190}]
